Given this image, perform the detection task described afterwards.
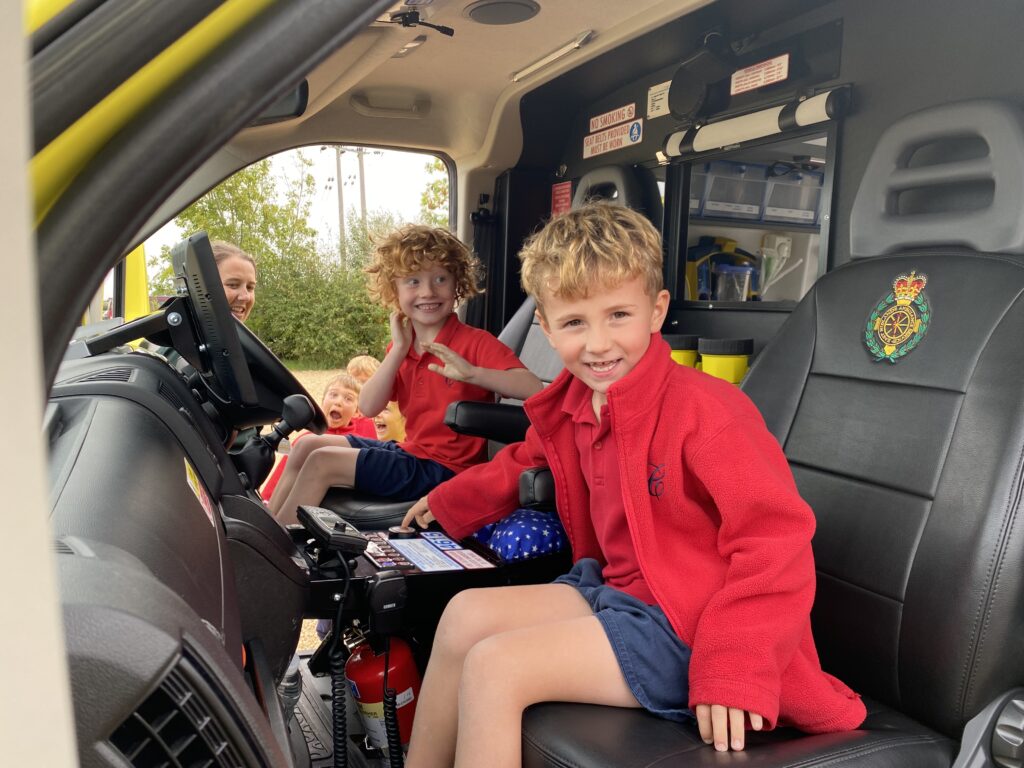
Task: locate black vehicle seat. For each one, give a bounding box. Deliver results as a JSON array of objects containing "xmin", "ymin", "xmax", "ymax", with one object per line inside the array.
[
  {"xmin": 320, "ymin": 163, "xmax": 659, "ymax": 529},
  {"xmin": 521, "ymin": 100, "xmax": 1024, "ymax": 767}
]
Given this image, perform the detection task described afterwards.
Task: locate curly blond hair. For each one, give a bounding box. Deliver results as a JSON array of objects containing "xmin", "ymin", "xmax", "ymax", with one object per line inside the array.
[
  {"xmin": 365, "ymin": 224, "xmax": 482, "ymax": 310},
  {"xmin": 519, "ymin": 204, "xmax": 663, "ymax": 309}
]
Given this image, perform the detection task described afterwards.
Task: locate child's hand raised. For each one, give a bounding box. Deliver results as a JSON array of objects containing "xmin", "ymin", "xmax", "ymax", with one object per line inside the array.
[
  {"xmin": 390, "ymin": 311, "xmax": 413, "ymax": 355},
  {"xmin": 695, "ymin": 704, "xmax": 763, "ymax": 752},
  {"xmin": 424, "ymin": 342, "xmax": 476, "ymax": 383}
]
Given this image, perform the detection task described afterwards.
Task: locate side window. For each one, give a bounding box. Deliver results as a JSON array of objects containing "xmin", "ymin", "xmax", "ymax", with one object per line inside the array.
[{"xmin": 143, "ymin": 146, "xmax": 451, "ymax": 367}]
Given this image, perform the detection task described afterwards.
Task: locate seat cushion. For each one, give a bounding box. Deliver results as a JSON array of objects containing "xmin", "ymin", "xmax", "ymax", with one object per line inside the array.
[
  {"xmin": 319, "ymin": 488, "xmax": 413, "ymax": 530},
  {"xmin": 522, "ymin": 698, "xmax": 955, "ymax": 767}
]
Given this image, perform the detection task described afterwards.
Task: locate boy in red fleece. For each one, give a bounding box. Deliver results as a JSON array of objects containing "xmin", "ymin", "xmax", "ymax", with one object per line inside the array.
[{"xmin": 401, "ymin": 205, "xmax": 865, "ymax": 767}]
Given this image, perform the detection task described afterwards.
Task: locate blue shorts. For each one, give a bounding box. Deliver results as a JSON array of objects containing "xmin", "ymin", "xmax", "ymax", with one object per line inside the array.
[
  {"xmin": 555, "ymin": 558, "xmax": 694, "ymax": 722},
  {"xmin": 345, "ymin": 435, "xmax": 455, "ymax": 501}
]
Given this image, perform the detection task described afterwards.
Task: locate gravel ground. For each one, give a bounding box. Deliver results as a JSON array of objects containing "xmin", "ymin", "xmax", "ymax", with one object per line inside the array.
[{"xmin": 290, "ymin": 368, "xmax": 344, "ymax": 653}]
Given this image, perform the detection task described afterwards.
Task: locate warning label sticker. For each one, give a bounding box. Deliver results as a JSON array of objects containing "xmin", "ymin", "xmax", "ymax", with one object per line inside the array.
[
  {"xmin": 183, "ymin": 458, "xmax": 216, "ymax": 527},
  {"xmin": 730, "ymin": 53, "xmax": 790, "ymax": 96},
  {"xmin": 647, "ymin": 80, "xmax": 671, "ymax": 119},
  {"xmin": 551, "ymin": 181, "xmax": 572, "ymax": 216},
  {"xmin": 583, "ymin": 119, "xmax": 643, "ymax": 159},
  {"xmin": 589, "ymin": 103, "xmax": 636, "ymax": 133}
]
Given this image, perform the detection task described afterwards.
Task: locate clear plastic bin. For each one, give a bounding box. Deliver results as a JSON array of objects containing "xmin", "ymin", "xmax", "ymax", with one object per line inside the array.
[
  {"xmin": 689, "ymin": 165, "xmax": 708, "ymax": 214},
  {"xmin": 763, "ymin": 169, "xmax": 823, "ymax": 224},
  {"xmin": 702, "ymin": 160, "xmax": 767, "ymax": 221}
]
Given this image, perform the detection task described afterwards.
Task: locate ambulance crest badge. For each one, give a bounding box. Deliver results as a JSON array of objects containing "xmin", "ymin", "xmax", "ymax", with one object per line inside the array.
[{"xmin": 864, "ymin": 271, "xmax": 930, "ymax": 363}]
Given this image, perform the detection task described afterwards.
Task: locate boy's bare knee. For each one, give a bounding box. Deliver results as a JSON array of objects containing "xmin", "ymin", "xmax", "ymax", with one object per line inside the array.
[
  {"xmin": 433, "ymin": 589, "xmax": 497, "ymax": 658},
  {"xmin": 290, "ymin": 438, "xmax": 319, "ymax": 464},
  {"xmin": 459, "ymin": 635, "xmax": 519, "ymax": 703}
]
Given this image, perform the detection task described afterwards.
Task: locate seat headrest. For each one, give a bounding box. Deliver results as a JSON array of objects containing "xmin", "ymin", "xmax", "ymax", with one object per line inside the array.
[
  {"xmin": 850, "ymin": 99, "xmax": 1024, "ymax": 256},
  {"xmin": 571, "ymin": 164, "xmax": 663, "ymax": 230}
]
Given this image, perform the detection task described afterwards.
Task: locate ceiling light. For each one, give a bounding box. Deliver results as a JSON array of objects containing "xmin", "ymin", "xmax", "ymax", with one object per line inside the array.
[
  {"xmin": 511, "ymin": 29, "xmax": 594, "ymax": 82},
  {"xmin": 465, "ymin": 0, "xmax": 540, "ymax": 25}
]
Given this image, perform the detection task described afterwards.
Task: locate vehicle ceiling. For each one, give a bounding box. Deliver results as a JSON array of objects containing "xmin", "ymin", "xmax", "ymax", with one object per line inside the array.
[{"xmin": 144, "ymin": 0, "xmax": 711, "ymax": 236}]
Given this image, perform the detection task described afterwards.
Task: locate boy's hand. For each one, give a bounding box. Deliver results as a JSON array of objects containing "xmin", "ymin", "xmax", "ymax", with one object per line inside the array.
[
  {"xmin": 402, "ymin": 496, "xmax": 436, "ymax": 529},
  {"xmin": 390, "ymin": 311, "xmax": 413, "ymax": 355},
  {"xmin": 695, "ymin": 704, "xmax": 763, "ymax": 752},
  {"xmin": 424, "ymin": 342, "xmax": 476, "ymax": 383}
]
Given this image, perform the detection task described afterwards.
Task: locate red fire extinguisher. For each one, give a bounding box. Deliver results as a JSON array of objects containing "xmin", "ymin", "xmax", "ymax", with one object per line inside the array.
[{"xmin": 344, "ymin": 626, "xmax": 421, "ymax": 750}]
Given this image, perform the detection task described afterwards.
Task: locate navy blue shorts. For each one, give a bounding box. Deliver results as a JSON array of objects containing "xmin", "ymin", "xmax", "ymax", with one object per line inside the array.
[
  {"xmin": 555, "ymin": 558, "xmax": 694, "ymax": 722},
  {"xmin": 345, "ymin": 436, "xmax": 455, "ymax": 501}
]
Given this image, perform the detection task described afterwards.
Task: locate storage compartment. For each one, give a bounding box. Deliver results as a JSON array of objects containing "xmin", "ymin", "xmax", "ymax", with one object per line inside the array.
[
  {"xmin": 689, "ymin": 165, "xmax": 708, "ymax": 214},
  {"xmin": 701, "ymin": 160, "xmax": 767, "ymax": 221},
  {"xmin": 764, "ymin": 168, "xmax": 823, "ymax": 224}
]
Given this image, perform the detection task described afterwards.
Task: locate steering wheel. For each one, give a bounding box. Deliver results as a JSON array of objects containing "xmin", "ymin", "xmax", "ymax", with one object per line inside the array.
[
  {"xmin": 236, "ymin": 321, "xmax": 327, "ymax": 433},
  {"xmin": 172, "ymin": 232, "xmax": 326, "ymax": 433}
]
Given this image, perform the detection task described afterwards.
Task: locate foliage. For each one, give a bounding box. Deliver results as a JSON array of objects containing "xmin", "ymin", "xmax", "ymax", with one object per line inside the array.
[
  {"xmin": 419, "ymin": 157, "xmax": 450, "ymax": 228},
  {"xmin": 147, "ymin": 245, "xmax": 176, "ymax": 298},
  {"xmin": 343, "ymin": 207, "xmax": 403, "ymax": 268},
  {"xmin": 166, "ymin": 152, "xmax": 390, "ymax": 367},
  {"xmin": 148, "ymin": 149, "xmax": 453, "ymax": 368}
]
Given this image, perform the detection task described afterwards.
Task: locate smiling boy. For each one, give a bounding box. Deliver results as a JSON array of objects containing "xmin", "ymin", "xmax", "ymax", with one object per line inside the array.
[
  {"xmin": 401, "ymin": 204, "xmax": 864, "ymax": 768},
  {"xmin": 270, "ymin": 225, "xmax": 542, "ymax": 524}
]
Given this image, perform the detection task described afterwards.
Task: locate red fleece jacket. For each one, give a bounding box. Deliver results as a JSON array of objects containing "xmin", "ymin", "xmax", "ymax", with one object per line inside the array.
[{"xmin": 428, "ymin": 336, "xmax": 865, "ymax": 733}]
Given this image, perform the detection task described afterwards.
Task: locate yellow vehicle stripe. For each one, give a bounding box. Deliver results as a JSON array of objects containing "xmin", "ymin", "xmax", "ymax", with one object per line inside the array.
[
  {"xmin": 31, "ymin": 0, "xmax": 275, "ymax": 223},
  {"xmin": 25, "ymin": 0, "xmax": 76, "ymax": 34},
  {"xmin": 124, "ymin": 244, "xmax": 150, "ymax": 321}
]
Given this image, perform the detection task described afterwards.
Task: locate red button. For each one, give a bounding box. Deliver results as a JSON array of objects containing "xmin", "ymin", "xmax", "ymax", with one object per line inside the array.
[{"xmin": 594, "ymin": 441, "xmax": 602, "ymax": 450}]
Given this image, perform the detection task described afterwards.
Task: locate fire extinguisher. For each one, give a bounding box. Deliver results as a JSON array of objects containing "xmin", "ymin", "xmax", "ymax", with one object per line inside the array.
[{"xmin": 344, "ymin": 625, "xmax": 421, "ymax": 750}]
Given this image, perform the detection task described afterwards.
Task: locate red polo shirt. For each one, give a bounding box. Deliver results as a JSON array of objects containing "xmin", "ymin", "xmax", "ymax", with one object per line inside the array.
[
  {"xmin": 564, "ymin": 376, "xmax": 656, "ymax": 604},
  {"xmin": 391, "ymin": 314, "xmax": 526, "ymax": 474}
]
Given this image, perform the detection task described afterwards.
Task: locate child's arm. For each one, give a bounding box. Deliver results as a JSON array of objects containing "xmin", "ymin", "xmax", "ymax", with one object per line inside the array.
[
  {"xmin": 423, "ymin": 342, "xmax": 543, "ymax": 400},
  {"xmin": 687, "ymin": 416, "xmax": 818, "ymax": 730},
  {"xmin": 406, "ymin": 424, "xmax": 549, "ymax": 538},
  {"xmin": 360, "ymin": 312, "xmax": 412, "ymax": 418}
]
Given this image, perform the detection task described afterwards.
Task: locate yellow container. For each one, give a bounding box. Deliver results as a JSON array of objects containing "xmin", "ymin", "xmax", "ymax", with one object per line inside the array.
[
  {"xmin": 697, "ymin": 338, "xmax": 754, "ymax": 384},
  {"xmin": 672, "ymin": 349, "xmax": 698, "ymax": 367},
  {"xmin": 663, "ymin": 334, "xmax": 699, "ymax": 367}
]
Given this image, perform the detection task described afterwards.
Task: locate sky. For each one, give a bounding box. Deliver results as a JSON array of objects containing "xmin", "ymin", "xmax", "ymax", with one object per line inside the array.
[{"xmin": 143, "ymin": 146, "xmax": 442, "ymax": 261}]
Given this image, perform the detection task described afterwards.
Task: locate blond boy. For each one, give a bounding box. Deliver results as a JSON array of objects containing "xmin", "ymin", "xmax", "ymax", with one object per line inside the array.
[{"xmin": 402, "ymin": 205, "xmax": 865, "ymax": 767}]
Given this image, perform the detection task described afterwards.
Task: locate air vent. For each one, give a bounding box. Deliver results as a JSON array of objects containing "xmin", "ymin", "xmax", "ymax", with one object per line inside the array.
[
  {"xmin": 158, "ymin": 381, "xmax": 186, "ymax": 413},
  {"xmin": 54, "ymin": 540, "xmax": 75, "ymax": 555},
  {"xmin": 75, "ymin": 367, "xmax": 134, "ymax": 384},
  {"xmin": 110, "ymin": 659, "xmax": 245, "ymax": 768}
]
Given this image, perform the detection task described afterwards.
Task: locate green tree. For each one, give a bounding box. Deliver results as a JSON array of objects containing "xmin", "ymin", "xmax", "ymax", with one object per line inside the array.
[
  {"xmin": 156, "ymin": 150, "xmax": 392, "ymax": 367},
  {"xmin": 343, "ymin": 207, "xmax": 403, "ymax": 268},
  {"xmin": 147, "ymin": 245, "xmax": 176, "ymax": 298},
  {"xmin": 418, "ymin": 157, "xmax": 450, "ymax": 228}
]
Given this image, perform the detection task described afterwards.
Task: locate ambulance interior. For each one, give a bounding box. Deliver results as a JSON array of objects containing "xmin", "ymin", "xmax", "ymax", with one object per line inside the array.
[{"xmin": 36, "ymin": 1, "xmax": 1024, "ymax": 767}]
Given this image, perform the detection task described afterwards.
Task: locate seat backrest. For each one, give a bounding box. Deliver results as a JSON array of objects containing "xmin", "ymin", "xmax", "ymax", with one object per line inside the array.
[
  {"xmin": 570, "ymin": 163, "xmax": 664, "ymax": 231},
  {"xmin": 742, "ymin": 100, "xmax": 1024, "ymax": 737},
  {"xmin": 499, "ymin": 163, "xmax": 667, "ymax": 389}
]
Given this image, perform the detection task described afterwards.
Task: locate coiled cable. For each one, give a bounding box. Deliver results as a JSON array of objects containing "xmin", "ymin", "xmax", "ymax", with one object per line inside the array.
[
  {"xmin": 382, "ymin": 636, "xmax": 404, "ymax": 768},
  {"xmin": 330, "ymin": 555, "xmax": 352, "ymax": 768}
]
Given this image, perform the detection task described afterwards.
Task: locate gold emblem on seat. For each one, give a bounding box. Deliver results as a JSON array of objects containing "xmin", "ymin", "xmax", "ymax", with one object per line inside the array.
[{"xmin": 864, "ymin": 271, "xmax": 930, "ymax": 363}]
